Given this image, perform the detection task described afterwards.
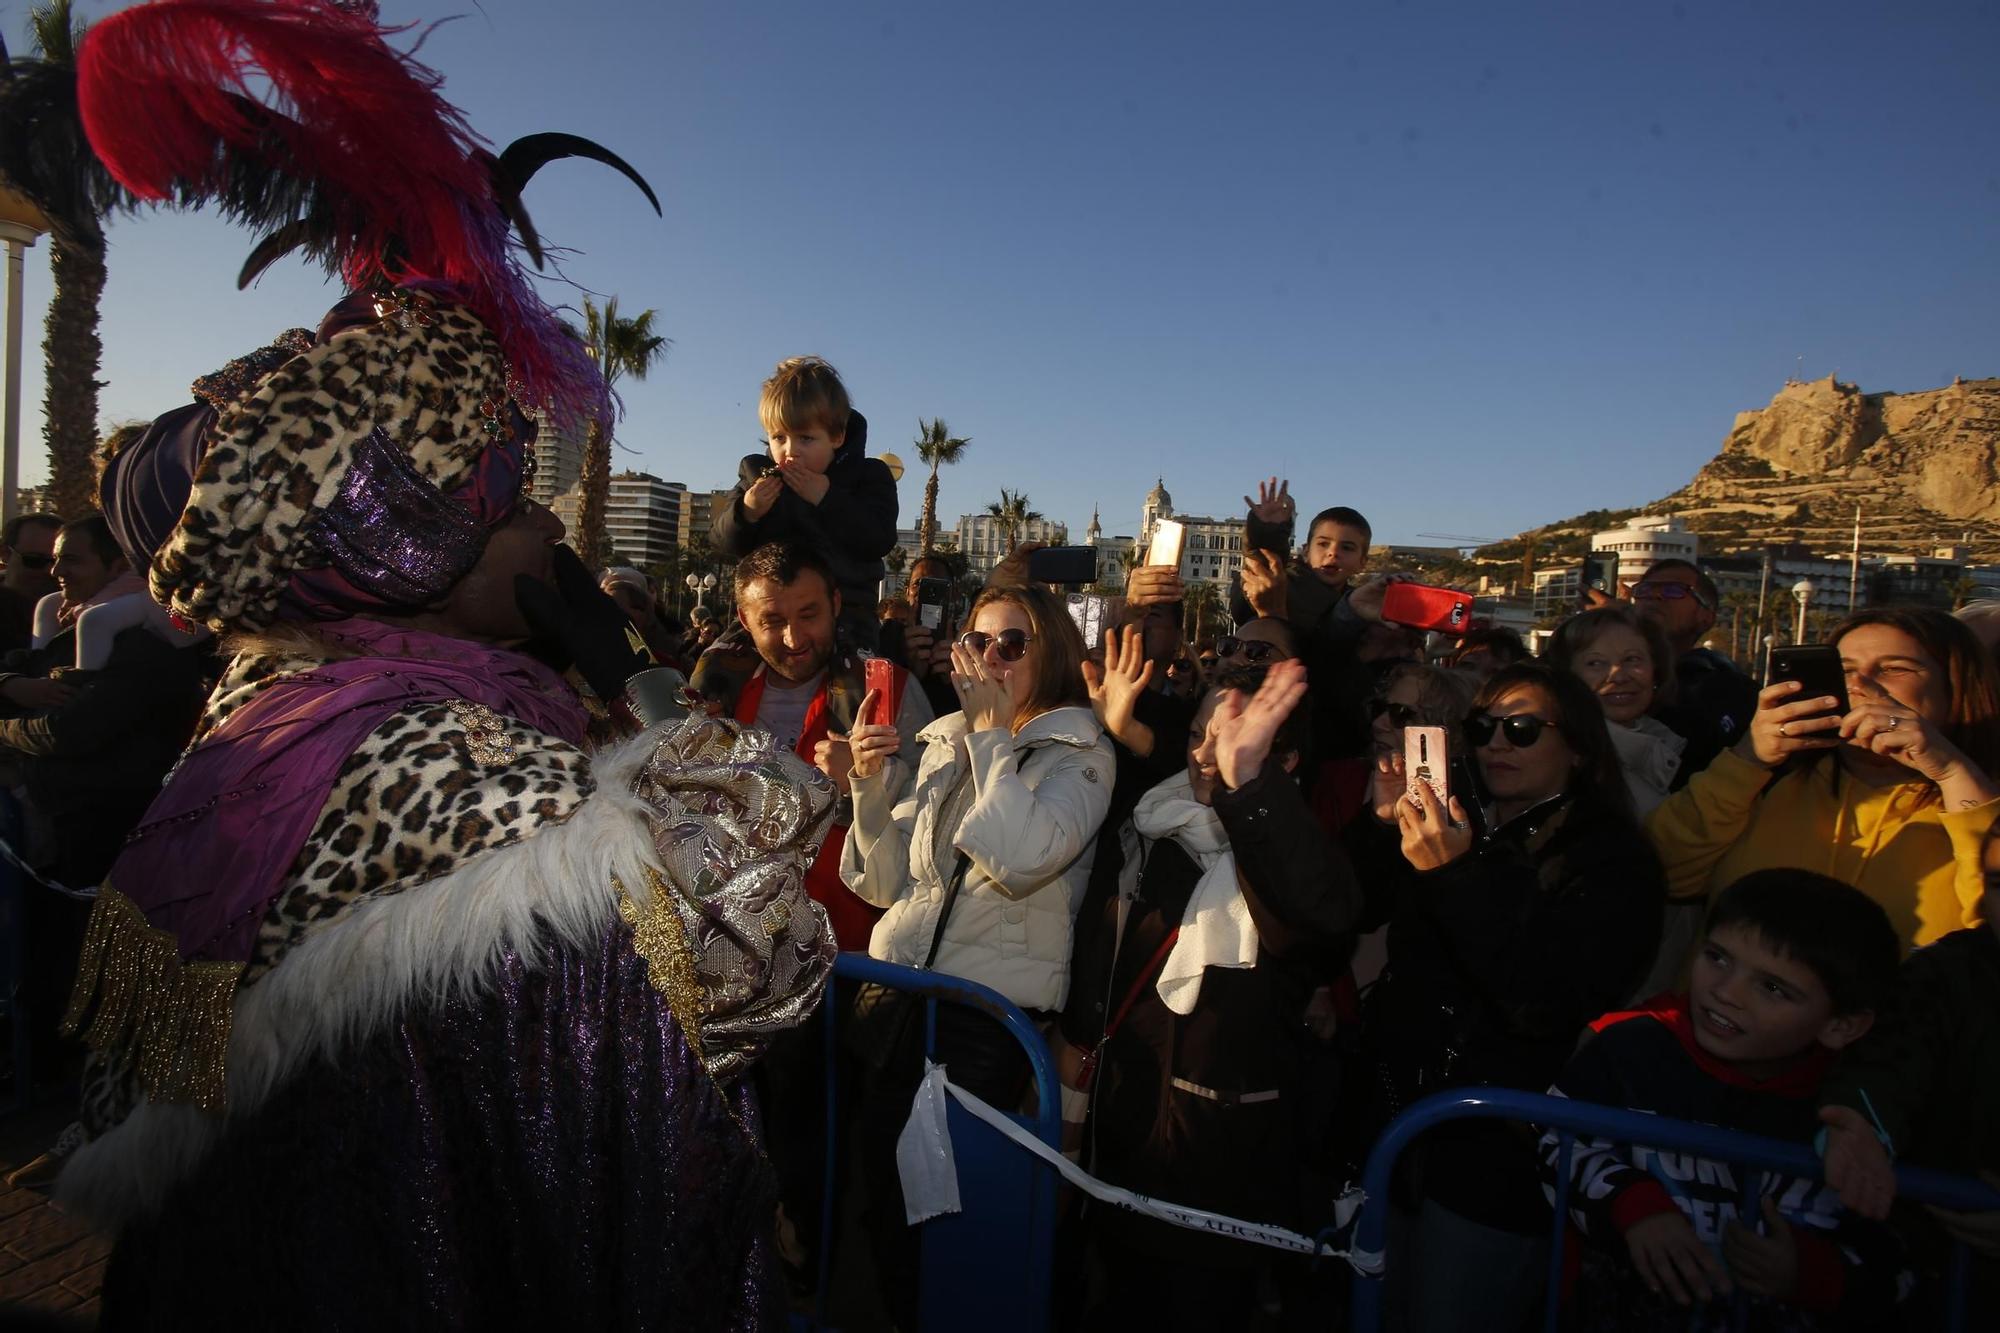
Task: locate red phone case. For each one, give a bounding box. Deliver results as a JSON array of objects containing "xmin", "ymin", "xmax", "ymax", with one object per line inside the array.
[
  {"xmin": 1380, "ymin": 582, "xmax": 1474, "ymax": 634},
  {"xmin": 864, "ymin": 657, "xmax": 900, "ymax": 728}
]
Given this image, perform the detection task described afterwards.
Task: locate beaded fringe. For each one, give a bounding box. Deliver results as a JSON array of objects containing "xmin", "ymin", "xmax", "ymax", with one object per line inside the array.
[{"xmin": 61, "ymin": 887, "xmax": 244, "ymax": 1113}]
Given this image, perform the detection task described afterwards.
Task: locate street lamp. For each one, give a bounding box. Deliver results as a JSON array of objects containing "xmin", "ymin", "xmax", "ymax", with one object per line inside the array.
[
  {"xmin": 0, "ymin": 183, "xmax": 50, "ymax": 528},
  {"xmin": 685, "ymin": 571, "xmax": 717, "ymax": 610},
  {"xmin": 1791, "ymin": 579, "xmax": 1815, "ymax": 644},
  {"xmin": 1761, "ymin": 633, "xmax": 1778, "ymax": 686}
]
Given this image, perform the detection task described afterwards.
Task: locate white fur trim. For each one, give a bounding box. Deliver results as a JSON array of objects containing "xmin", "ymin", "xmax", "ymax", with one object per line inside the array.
[{"xmin": 57, "ymin": 727, "xmax": 669, "ymax": 1228}]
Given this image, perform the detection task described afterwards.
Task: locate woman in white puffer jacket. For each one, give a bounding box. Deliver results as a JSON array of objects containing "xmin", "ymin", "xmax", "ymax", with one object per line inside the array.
[
  {"xmin": 843, "ymin": 583, "xmax": 1114, "ymax": 1015},
  {"xmin": 841, "ymin": 582, "xmax": 1114, "ymax": 1325}
]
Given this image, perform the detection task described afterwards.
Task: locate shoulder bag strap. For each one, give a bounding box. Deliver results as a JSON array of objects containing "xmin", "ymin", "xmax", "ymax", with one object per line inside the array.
[{"xmin": 919, "ymin": 851, "xmax": 973, "ymax": 971}]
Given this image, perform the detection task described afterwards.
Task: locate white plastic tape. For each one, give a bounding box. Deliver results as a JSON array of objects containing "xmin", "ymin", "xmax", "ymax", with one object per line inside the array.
[
  {"xmin": 897, "ymin": 1062, "xmax": 963, "ymax": 1224},
  {"xmin": 897, "ymin": 1063, "xmax": 1365, "ymax": 1258}
]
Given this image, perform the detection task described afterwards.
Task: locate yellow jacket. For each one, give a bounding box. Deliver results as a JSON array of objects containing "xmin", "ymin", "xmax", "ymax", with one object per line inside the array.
[{"xmin": 1645, "ymin": 747, "xmax": 1996, "ymax": 949}]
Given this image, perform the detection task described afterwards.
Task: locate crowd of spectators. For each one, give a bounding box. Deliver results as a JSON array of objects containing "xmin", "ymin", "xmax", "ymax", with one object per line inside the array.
[{"xmin": 5, "ymin": 348, "xmax": 1997, "ymax": 1328}]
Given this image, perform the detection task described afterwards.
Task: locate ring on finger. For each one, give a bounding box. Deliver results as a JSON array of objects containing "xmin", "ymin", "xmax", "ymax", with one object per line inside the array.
[
  {"xmin": 1885, "ymin": 715, "xmax": 1900, "ymax": 731},
  {"xmin": 1778, "ymin": 722, "xmax": 1787, "ymax": 738}
]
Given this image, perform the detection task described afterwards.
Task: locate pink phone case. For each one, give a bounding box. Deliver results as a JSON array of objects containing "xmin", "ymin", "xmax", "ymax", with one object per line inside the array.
[{"xmin": 1404, "ymin": 726, "xmax": 1448, "ymax": 806}]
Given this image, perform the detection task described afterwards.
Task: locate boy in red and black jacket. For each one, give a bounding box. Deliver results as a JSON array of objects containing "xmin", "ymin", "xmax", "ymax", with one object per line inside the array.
[{"xmin": 1539, "ymin": 868, "xmax": 1905, "ymax": 1331}]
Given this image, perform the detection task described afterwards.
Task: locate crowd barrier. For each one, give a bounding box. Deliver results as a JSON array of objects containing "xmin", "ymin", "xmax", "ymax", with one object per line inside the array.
[
  {"xmin": 807, "ymin": 953, "xmax": 1062, "ymax": 1333},
  {"xmin": 1348, "ymin": 1088, "xmax": 2000, "ymax": 1333}
]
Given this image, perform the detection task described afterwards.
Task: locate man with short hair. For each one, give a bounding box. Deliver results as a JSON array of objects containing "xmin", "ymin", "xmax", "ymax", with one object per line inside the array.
[
  {"xmin": 0, "ymin": 513, "xmax": 63, "ymax": 653},
  {"xmin": 1631, "ymin": 558, "xmax": 1757, "ymax": 783}
]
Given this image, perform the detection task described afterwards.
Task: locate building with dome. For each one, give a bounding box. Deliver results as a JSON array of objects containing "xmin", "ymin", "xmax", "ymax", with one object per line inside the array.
[{"xmin": 1137, "ymin": 478, "xmax": 1249, "ymax": 589}]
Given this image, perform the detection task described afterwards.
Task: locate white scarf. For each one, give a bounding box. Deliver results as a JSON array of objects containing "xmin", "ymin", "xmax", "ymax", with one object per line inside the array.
[{"xmin": 1132, "ymin": 771, "xmax": 1256, "ymax": 1015}]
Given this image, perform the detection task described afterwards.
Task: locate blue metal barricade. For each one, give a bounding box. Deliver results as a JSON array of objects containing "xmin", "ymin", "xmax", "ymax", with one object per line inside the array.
[
  {"xmin": 807, "ymin": 953, "xmax": 1062, "ymax": 1333},
  {"xmin": 1349, "ymin": 1088, "xmax": 2000, "ymax": 1332}
]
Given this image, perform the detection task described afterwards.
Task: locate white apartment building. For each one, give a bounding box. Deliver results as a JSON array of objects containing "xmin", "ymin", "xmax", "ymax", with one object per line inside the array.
[
  {"xmin": 954, "ymin": 512, "xmax": 1069, "ymax": 575},
  {"xmin": 1591, "ymin": 515, "xmax": 1698, "ymax": 587},
  {"xmin": 529, "ymin": 411, "xmax": 588, "ymax": 508},
  {"xmin": 605, "ymin": 472, "xmax": 685, "ymax": 569}
]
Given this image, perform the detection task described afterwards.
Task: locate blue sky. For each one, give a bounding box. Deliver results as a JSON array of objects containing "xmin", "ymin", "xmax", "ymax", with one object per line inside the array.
[{"xmin": 8, "ymin": 0, "xmax": 1997, "ymax": 546}]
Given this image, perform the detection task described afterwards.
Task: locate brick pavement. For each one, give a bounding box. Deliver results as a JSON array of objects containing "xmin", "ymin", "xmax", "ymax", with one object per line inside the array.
[{"xmin": 0, "ymin": 1106, "xmax": 103, "ymax": 1327}]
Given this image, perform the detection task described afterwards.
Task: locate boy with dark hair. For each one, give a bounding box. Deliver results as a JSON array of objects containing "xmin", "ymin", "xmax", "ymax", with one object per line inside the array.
[
  {"xmin": 710, "ymin": 356, "xmax": 898, "ymax": 650},
  {"xmin": 1540, "ymin": 868, "xmax": 1904, "ymax": 1330}
]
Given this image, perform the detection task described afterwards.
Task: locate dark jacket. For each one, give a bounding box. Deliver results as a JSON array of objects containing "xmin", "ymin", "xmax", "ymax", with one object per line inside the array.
[
  {"xmin": 0, "ymin": 627, "xmax": 211, "ymax": 884},
  {"xmin": 1064, "ymin": 764, "xmax": 1362, "ymax": 1261},
  {"xmin": 1657, "ymin": 647, "xmax": 1758, "ymax": 787},
  {"xmin": 1355, "ymin": 790, "xmax": 1665, "ymax": 1232},
  {"xmin": 709, "ymin": 408, "xmax": 898, "ymax": 634},
  {"xmin": 1229, "ymin": 509, "xmax": 1374, "ymax": 759}
]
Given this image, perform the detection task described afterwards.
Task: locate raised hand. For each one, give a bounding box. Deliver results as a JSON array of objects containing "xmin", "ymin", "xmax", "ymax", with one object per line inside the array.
[
  {"xmin": 847, "ymin": 689, "xmax": 903, "ymax": 782},
  {"xmin": 986, "ymin": 541, "xmax": 1046, "ymax": 591},
  {"xmin": 1818, "ymin": 1105, "xmax": 1896, "ymax": 1219},
  {"xmin": 1395, "ymin": 772, "xmax": 1473, "ymax": 870},
  {"xmin": 1346, "ymin": 572, "xmax": 1414, "ymax": 624},
  {"xmin": 1839, "ymin": 675, "xmax": 1964, "ymax": 784},
  {"xmin": 1244, "ymin": 476, "xmax": 1294, "ymax": 526},
  {"xmin": 951, "ymin": 639, "xmax": 1023, "ymax": 734},
  {"xmin": 1241, "ymin": 548, "xmax": 1289, "ymax": 619},
  {"xmin": 1737, "ymin": 680, "xmax": 1845, "ymax": 768},
  {"xmin": 1126, "ymin": 564, "xmax": 1184, "ymax": 608},
  {"xmin": 1082, "ymin": 624, "xmax": 1157, "ymax": 753},
  {"xmin": 742, "ymin": 472, "xmax": 784, "ymax": 520},
  {"xmin": 777, "ymin": 461, "xmax": 829, "ymax": 505},
  {"xmin": 1207, "ymin": 658, "xmax": 1308, "ymax": 789}
]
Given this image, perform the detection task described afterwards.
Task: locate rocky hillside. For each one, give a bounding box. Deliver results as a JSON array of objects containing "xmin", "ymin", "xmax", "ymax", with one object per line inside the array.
[
  {"xmin": 1480, "ymin": 375, "xmax": 2000, "ymax": 563},
  {"xmin": 1660, "ymin": 375, "xmax": 2000, "ymax": 551}
]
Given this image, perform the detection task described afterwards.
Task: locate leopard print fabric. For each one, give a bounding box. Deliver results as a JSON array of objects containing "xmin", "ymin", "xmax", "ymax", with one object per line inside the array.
[
  {"xmin": 243, "ymin": 700, "xmax": 595, "ymax": 982},
  {"xmin": 152, "ymin": 294, "xmax": 508, "ymax": 634}
]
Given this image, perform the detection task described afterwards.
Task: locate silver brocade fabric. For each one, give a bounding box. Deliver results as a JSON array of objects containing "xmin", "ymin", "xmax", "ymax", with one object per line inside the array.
[{"xmin": 632, "ymin": 715, "xmax": 840, "ymax": 1082}]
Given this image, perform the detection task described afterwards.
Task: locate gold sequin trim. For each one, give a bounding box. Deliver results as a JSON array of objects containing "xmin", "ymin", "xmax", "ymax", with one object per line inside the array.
[
  {"xmin": 61, "ymin": 887, "xmax": 245, "ymax": 1114},
  {"xmin": 614, "ymin": 868, "xmax": 707, "ymax": 1060},
  {"xmin": 447, "ymin": 699, "xmax": 519, "ymax": 768}
]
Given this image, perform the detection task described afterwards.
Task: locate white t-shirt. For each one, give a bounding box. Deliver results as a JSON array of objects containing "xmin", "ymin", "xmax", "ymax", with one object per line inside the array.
[{"xmin": 753, "ymin": 670, "xmax": 825, "ymax": 751}]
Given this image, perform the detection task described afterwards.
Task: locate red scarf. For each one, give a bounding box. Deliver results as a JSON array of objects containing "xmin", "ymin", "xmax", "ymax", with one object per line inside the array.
[{"xmin": 734, "ymin": 667, "xmax": 881, "ymax": 951}]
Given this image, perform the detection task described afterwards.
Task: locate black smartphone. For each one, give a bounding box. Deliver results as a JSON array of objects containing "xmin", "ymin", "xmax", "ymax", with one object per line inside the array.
[
  {"xmin": 1768, "ymin": 645, "xmax": 1850, "ymax": 718},
  {"xmin": 1447, "ymin": 753, "xmax": 1487, "ymax": 841},
  {"xmin": 914, "ymin": 576, "xmax": 953, "ymax": 633},
  {"xmin": 1580, "ymin": 552, "xmax": 1619, "ymax": 607},
  {"xmin": 1027, "ymin": 545, "xmax": 1099, "ymax": 586}
]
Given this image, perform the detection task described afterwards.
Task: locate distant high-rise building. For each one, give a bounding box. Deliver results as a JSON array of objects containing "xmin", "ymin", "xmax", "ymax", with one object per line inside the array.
[
  {"xmin": 530, "ymin": 411, "xmax": 589, "ymax": 508},
  {"xmin": 677, "ymin": 488, "xmax": 733, "ymax": 554},
  {"xmin": 604, "ymin": 472, "xmax": 685, "ymax": 570}
]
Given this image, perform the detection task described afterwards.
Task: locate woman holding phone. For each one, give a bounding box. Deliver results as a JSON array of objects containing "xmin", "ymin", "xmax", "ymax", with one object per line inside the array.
[
  {"xmin": 841, "ymin": 583, "xmax": 1113, "ymax": 1326},
  {"xmin": 1647, "ymin": 605, "xmax": 2000, "ymax": 949},
  {"xmin": 1351, "ymin": 662, "xmax": 1663, "ymax": 1331}
]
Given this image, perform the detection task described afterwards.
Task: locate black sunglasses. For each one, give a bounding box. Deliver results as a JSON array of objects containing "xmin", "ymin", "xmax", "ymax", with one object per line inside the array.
[
  {"xmin": 1216, "ymin": 635, "xmax": 1284, "ymax": 663},
  {"xmin": 1463, "ymin": 713, "xmax": 1562, "ymax": 748},
  {"xmin": 958, "ymin": 629, "xmax": 1035, "ymax": 662},
  {"xmin": 1369, "ymin": 699, "xmax": 1422, "ymax": 728},
  {"xmin": 1631, "ymin": 582, "xmax": 1712, "ymax": 610},
  {"xmin": 1167, "ymin": 657, "xmax": 1198, "ymax": 676},
  {"xmin": 11, "ymin": 552, "xmax": 53, "ymax": 571}
]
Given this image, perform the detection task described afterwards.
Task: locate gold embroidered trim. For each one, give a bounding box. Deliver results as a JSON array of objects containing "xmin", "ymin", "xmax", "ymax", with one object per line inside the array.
[
  {"xmin": 446, "ymin": 699, "xmax": 519, "ymax": 768},
  {"xmin": 614, "ymin": 867, "xmax": 707, "ymax": 1060},
  {"xmin": 61, "ymin": 887, "xmax": 244, "ymax": 1113}
]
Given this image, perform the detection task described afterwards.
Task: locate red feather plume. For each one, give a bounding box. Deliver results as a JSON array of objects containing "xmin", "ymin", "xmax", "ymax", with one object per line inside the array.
[{"xmin": 76, "ymin": 0, "xmax": 609, "ymax": 427}]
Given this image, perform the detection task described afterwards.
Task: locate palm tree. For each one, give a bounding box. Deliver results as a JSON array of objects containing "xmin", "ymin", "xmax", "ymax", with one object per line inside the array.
[
  {"xmin": 1, "ymin": 2, "xmax": 129, "ymax": 518},
  {"xmin": 1183, "ymin": 580, "xmax": 1226, "ymax": 643},
  {"xmin": 575, "ymin": 296, "xmax": 667, "ymax": 569},
  {"xmin": 882, "ymin": 543, "xmax": 908, "ymax": 586},
  {"xmin": 913, "ymin": 418, "xmax": 969, "ymax": 557},
  {"xmin": 985, "ymin": 488, "xmax": 1041, "ymax": 555}
]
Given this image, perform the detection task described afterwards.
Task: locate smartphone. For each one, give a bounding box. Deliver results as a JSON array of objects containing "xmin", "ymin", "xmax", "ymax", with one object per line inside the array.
[
  {"xmin": 1028, "ymin": 545, "xmax": 1099, "ymax": 586},
  {"xmin": 1768, "ymin": 645, "xmax": 1849, "ymax": 718},
  {"xmin": 1404, "ymin": 726, "xmax": 1449, "ymax": 807},
  {"xmin": 1580, "ymin": 552, "xmax": 1620, "ymax": 608},
  {"xmin": 1447, "ymin": 753, "xmax": 1486, "ymax": 839},
  {"xmin": 1146, "ymin": 519, "xmax": 1185, "ymax": 569},
  {"xmin": 914, "ymin": 576, "xmax": 952, "ymax": 632},
  {"xmin": 1380, "ymin": 582, "xmax": 1475, "ymax": 634},
  {"xmin": 1065, "ymin": 592, "xmax": 1108, "ymax": 651},
  {"xmin": 863, "ymin": 655, "xmax": 900, "ymax": 728}
]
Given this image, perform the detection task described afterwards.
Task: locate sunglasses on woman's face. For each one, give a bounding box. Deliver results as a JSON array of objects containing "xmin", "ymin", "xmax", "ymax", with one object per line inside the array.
[
  {"xmin": 1216, "ymin": 635, "xmax": 1284, "ymax": 663},
  {"xmin": 958, "ymin": 629, "xmax": 1035, "ymax": 662},
  {"xmin": 11, "ymin": 552, "xmax": 53, "ymax": 571},
  {"xmin": 1463, "ymin": 713, "xmax": 1560, "ymax": 748},
  {"xmin": 1368, "ymin": 699, "xmax": 1422, "ymax": 728}
]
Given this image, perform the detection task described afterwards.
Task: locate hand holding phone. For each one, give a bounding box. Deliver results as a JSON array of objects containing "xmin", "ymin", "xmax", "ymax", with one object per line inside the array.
[
  {"xmin": 863, "ymin": 656, "xmax": 900, "ymax": 729},
  {"xmin": 1404, "ymin": 726, "xmax": 1449, "ymax": 807}
]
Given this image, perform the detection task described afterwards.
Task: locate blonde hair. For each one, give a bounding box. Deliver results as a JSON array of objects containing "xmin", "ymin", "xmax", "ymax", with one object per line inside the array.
[{"xmin": 758, "ymin": 356, "xmax": 851, "ymax": 439}]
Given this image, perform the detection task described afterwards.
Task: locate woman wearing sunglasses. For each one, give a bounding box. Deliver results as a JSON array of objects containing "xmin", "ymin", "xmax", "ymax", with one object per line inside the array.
[
  {"xmin": 1351, "ymin": 663, "xmax": 1664, "ymax": 1331},
  {"xmin": 840, "ymin": 583, "xmax": 1114, "ymax": 1319}
]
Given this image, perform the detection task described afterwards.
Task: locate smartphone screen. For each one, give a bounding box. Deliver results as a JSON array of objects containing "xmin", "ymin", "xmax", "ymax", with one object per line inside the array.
[
  {"xmin": 1404, "ymin": 726, "xmax": 1449, "ymax": 806},
  {"xmin": 915, "ymin": 576, "xmax": 951, "ymax": 632},
  {"xmin": 1768, "ymin": 645, "xmax": 1850, "ymax": 718}
]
